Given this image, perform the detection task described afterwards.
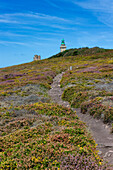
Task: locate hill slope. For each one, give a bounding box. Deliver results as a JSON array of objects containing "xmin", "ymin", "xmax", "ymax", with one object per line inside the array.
[
  {"xmin": 0, "ymin": 47, "xmax": 113, "ymax": 169},
  {"xmin": 49, "ymin": 46, "xmax": 113, "ymax": 59}
]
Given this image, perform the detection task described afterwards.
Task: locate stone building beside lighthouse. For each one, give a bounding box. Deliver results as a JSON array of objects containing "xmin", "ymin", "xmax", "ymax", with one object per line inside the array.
[
  {"xmin": 60, "ymin": 39, "xmax": 66, "ymax": 52},
  {"xmin": 33, "ymin": 55, "xmax": 41, "ymax": 61}
]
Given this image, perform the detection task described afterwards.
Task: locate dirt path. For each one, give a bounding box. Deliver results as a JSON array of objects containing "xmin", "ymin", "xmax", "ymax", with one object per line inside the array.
[{"xmin": 49, "ymin": 73, "xmax": 113, "ymax": 165}]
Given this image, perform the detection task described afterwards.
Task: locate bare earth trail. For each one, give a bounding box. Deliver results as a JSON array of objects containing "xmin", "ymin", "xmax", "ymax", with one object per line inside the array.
[{"xmin": 49, "ymin": 73, "xmax": 113, "ymax": 165}]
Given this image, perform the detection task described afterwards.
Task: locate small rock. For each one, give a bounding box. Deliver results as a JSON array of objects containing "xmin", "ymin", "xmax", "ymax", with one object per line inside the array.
[{"xmin": 98, "ymin": 151, "xmax": 102, "ymax": 155}]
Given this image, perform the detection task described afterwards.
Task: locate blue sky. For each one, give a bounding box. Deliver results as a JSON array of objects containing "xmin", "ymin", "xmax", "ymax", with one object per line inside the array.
[{"xmin": 0, "ymin": 0, "xmax": 113, "ymax": 68}]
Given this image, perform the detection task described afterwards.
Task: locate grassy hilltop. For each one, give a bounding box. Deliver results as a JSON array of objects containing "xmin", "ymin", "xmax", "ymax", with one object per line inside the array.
[{"xmin": 0, "ymin": 47, "xmax": 113, "ymax": 169}]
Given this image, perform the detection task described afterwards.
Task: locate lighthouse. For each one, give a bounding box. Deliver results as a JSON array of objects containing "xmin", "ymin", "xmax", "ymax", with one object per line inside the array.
[{"xmin": 60, "ymin": 39, "xmax": 66, "ymax": 52}]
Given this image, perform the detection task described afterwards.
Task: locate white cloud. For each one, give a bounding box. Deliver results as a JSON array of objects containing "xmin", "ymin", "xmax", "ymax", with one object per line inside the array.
[
  {"xmin": 0, "ymin": 40, "xmax": 28, "ymax": 46},
  {"xmin": 44, "ymin": 0, "xmax": 62, "ymax": 9},
  {"xmin": 0, "ymin": 12, "xmax": 79, "ymax": 36},
  {"xmin": 20, "ymin": 26, "xmax": 42, "ymax": 31},
  {"xmin": 73, "ymin": 0, "xmax": 113, "ymax": 12},
  {"xmin": 0, "ymin": 12, "xmax": 73, "ymax": 32},
  {"xmin": 72, "ymin": 0, "xmax": 113, "ymax": 27},
  {"xmin": 0, "ymin": 12, "xmax": 69, "ymax": 23},
  {"xmin": 0, "ymin": 19, "xmax": 19, "ymax": 24},
  {"xmin": 0, "ymin": 31, "xmax": 27, "ymax": 37}
]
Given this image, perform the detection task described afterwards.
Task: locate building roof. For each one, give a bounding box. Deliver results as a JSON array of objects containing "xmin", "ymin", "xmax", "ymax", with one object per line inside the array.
[{"xmin": 61, "ymin": 39, "xmax": 65, "ymax": 45}]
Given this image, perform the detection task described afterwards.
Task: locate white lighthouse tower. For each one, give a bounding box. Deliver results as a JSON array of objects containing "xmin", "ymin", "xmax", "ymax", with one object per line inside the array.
[{"xmin": 60, "ymin": 39, "xmax": 66, "ymax": 52}]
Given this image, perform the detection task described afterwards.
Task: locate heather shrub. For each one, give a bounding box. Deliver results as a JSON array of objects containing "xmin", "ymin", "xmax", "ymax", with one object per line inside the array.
[
  {"xmin": 0, "ymin": 103, "xmax": 104, "ymax": 169},
  {"xmin": 60, "ymin": 154, "xmax": 108, "ymax": 170}
]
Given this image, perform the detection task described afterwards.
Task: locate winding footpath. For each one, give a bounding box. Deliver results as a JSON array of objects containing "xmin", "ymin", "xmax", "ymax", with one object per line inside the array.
[{"xmin": 49, "ymin": 73, "xmax": 113, "ymax": 165}]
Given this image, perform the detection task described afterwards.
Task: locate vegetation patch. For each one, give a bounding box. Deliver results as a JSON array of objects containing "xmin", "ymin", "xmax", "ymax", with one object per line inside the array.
[
  {"xmin": 0, "ymin": 103, "xmax": 107, "ymax": 169},
  {"xmin": 62, "ymin": 86, "xmax": 91, "ymax": 108},
  {"xmin": 0, "ymin": 47, "xmax": 113, "ymax": 168},
  {"xmin": 60, "ymin": 49, "xmax": 113, "ymax": 128}
]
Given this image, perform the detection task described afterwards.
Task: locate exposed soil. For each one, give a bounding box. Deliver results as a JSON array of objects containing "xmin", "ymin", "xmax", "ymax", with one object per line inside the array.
[{"xmin": 49, "ymin": 73, "xmax": 113, "ymax": 165}]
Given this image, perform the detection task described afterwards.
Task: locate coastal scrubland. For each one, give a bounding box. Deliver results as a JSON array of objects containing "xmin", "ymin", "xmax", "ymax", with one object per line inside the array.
[{"xmin": 0, "ymin": 47, "xmax": 113, "ymax": 169}]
